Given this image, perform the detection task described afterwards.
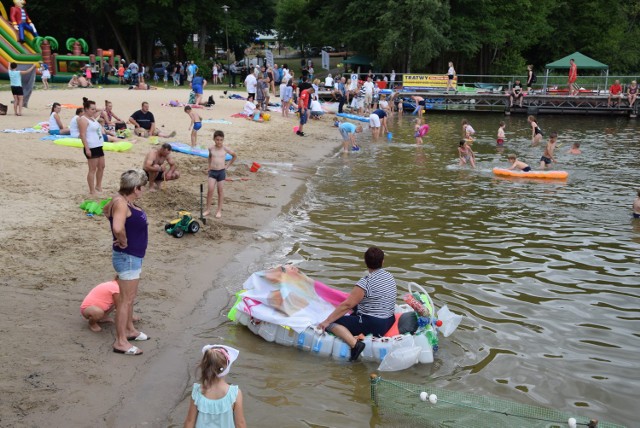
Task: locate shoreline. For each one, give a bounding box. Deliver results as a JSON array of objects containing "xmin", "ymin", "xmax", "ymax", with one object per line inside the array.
[{"xmin": 0, "ymin": 86, "xmax": 341, "ymax": 426}]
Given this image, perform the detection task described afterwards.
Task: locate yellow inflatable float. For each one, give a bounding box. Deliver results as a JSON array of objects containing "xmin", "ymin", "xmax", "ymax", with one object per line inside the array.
[
  {"xmin": 53, "ymin": 138, "xmax": 133, "ymax": 152},
  {"xmin": 492, "ymin": 168, "xmax": 568, "ymax": 179}
]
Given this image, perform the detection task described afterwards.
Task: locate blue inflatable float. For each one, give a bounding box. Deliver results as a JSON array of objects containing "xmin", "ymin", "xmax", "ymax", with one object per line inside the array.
[
  {"xmin": 170, "ymin": 142, "xmax": 232, "ymax": 161},
  {"xmin": 336, "ymin": 113, "xmax": 369, "ymax": 123}
]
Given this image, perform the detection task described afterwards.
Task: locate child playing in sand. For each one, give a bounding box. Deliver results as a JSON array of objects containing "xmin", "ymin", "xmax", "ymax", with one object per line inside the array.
[
  {"xmin": 461, "ymin": 119, "xmax": 475, "ymax": 142},
  {"xmin": 497, "ymin": 121, "xmax": 506, "ymax": 145},
  {"xmin": 540, "ymin": 131, "xmax": 557, "ymax": 169},
  {"xmin": 414, "ymin": 118, "xmax": 429, "ymax": 145},
  {"xmin": 205, "ymin": 130, "xmax": 237, "ymax": 218},
  {"xmin": 633, "ymin": 190, "xmax": 640, "ymax": 219},
  {"xmin": 528, "ymin": 115, "xmax": 543, "ymax": 146},
  {"xmin": 183, "ymin": 345, "xmax": 246, "ymax": 428},
  {"xmin": 568, "ymin": 142, "xmax": 581, "ymax": 154},
  {"xmin": 80, "ymin": 278, "xmax": 141, "ymax": 333},
  {"xmin": 506, "ymin": 154, "xmax": 531, "ymax": 171},
  {"xmin": 243, "ymin": 96, "xmax": 257, "ymax": 117},
  {"xmin": 458, "ymin": 139, "xmax": 476, "ymax": 168},
  {"xmin": 185, "ymin": 105, "xmax": 202, "ymax": 148}
]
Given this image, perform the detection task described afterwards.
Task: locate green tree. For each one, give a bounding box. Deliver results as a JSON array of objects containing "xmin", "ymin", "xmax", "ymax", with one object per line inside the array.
[{"xmin": 378, "ymin": 0, "xmax": 449, "ymax": 72}]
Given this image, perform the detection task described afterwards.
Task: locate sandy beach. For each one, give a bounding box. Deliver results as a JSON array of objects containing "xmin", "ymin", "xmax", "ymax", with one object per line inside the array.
[{"xmin": 0, "ymin": 84, "xmax": 340, "ymax": 427}]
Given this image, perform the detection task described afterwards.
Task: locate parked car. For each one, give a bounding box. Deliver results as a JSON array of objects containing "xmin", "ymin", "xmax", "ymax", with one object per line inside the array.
[
  {"xmin": 152, "ymin": 61, "xmax": 170, "ymax": 76},
  {"xmin": 305, "ymin": 47, "xmax": 321, "ymax": 56},
  {"xmin": 322, "ymin": 46, "xmax": 336, "ymax": 53}
]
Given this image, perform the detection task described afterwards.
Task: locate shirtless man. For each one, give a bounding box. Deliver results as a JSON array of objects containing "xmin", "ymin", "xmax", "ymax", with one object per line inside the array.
[
  {"xmin": 143, "ymin": 143, "xmax": 180, "ymax": 190},
  {"xmin": 634, "ymin": 190, "xmax": 640, "ymax": 219},
  {"xmin": 205, "ymin": 130, "xmax": 237, "ymax": 218}
]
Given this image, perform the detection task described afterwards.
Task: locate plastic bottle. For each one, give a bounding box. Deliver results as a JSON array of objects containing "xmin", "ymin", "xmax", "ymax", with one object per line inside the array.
[
  {"xmin": 360, "ymin": 336, "xmax": 375, "ymax": 361},
  {"xmin": 331, "ymin": 338, "xmax": 351, "ymax": 360},
  {"xmin": 372, "ymin": 337, "xmax": 392, "ymax": 361},
  {"xmin": 235, "ymin": 310, "xmax": 250, "ymax": 326},
  {"xmin": 275, "ymin": 325, "xmax": 298, "ymax": 347},
  {"xmin": 296, "ymin": 326, "xmax": 315, "ymax": 351},
  {"xmin": 426, "ymin": 329, "xmax": 439, "ymax": 352},
  {"xmin": 248, "ymin": 318, "xmax": 261, "ymax": 335},
  {"xmin": 258, "ymin": 322, "xmax": 278, "ymax": 342},
  {"xmin": 390, "ymin": 334, "xmax": 415, "ymax": 351},
  {"xmin": 311, "ymin": 331, "xmax": 335, "ymax": 356},
  {"xmin": 413, "ymin": 332, "xmax": 434, "ymax": 364}
]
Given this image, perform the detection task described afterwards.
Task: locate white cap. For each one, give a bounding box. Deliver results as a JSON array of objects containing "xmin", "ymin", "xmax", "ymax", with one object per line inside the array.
[{"xmin": 201, "ymin": 344, "xmax": 239, "ymax": 377}]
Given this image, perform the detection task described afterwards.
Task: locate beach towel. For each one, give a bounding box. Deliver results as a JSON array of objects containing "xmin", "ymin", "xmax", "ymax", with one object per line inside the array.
[
  {"xmin": 4, "ymin": 128, "xmax": 47, "ymax": 133},
  {"xmin": 233, "ymin": 267, "xmax": 348, "ymax": 333},
  {"xmin": 202, "ymin": 119, "xmax": 232, "ymax": 125}
]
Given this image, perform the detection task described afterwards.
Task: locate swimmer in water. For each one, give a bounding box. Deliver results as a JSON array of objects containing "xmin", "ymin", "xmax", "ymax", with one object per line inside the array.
[
  {"xmin": 633, "ymin": 189, "xmax": 640, "ymax": 219},
  {"xmin": 506, "ymin": 154, "xmax": 531, "ymax": 172},
  {"xmin": 458, "ymin": 139, "xmax": 476, "ymax": 168}
]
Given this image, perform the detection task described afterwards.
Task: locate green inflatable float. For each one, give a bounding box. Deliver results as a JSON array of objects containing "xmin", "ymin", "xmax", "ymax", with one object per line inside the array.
[{"xmin": 54, "ymin": 138, "xmax": 133, "ymax": 152}]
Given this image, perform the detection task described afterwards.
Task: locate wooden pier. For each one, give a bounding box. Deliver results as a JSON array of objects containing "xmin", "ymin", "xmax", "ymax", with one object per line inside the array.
[
  {"xmin": 398, "ymin": 91, "xmax": 638, "ymax": 117},
  {"xmin": 317, "ymin": 90, "xmax": 637, "ymax": 117}
]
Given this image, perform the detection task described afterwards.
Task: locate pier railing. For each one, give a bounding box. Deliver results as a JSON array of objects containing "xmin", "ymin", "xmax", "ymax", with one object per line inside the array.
[{"xmin": 348, "ymin": 73, "xmax": 640, "ymax": 94}]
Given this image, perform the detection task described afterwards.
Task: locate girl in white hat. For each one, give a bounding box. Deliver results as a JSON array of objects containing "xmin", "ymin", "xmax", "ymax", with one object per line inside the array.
[{"xmin": 184, "ymin": 345, "xmax": 246, "ymax": 428}]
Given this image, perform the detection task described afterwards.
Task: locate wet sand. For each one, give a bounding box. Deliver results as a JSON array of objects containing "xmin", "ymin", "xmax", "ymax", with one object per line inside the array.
[{"xmin": 0, "ymin": 85, "xmax": 340, "ymax": 426}]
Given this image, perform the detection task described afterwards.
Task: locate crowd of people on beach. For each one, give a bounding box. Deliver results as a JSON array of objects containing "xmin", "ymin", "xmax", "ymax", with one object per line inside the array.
[
  {"xmin": 61, "ymin": 90, "xmax": 244, "ymax": 423},
  {"xmin": 6, "ymin": 51, "xmax": 638, "ymax": 427}
]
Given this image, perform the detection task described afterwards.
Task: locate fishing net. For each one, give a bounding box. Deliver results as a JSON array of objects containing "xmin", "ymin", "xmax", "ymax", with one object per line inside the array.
[{"xmin": 370, "ymin": 375, "xmax": 625, "ymax": 428}]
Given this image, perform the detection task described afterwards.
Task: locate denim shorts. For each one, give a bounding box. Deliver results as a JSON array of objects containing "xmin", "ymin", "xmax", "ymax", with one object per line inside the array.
[{"xmin": 112, "ymin": 250, "xmax": 143, "ymax": 280}]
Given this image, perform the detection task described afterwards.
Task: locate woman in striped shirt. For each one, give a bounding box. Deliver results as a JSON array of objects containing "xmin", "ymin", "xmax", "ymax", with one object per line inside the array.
[{"xmin": 318, "ymin": 247, "xmax": 397, "ymax": 361}]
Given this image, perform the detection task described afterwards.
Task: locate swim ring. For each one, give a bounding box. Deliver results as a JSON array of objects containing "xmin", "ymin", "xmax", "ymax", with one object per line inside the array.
[
  {"xmin": 492, "ymin": 168, "xmax": 568, "ymax": 179},
  {"xmin": 418, "ymin": 124, "xmax": 430, "ymax": 137}
]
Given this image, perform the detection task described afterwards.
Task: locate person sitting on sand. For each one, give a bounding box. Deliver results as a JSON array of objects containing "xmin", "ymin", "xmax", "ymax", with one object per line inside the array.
[
  {"xmin": 101, "ymin": 100, "xmax": 126, "ymax": 131},
  {"xmin": 129, "ymin": 101, "xmax": 176, "ymax": 138},
  {"xmin": 68, "ymin": 75, "xmax": 80, "ymax": 88},
  {"xmin": 78, "ymin": 74, "xmax": 92, "ymax": 88},
  {"xmin": 242, "ymin": 96, "xmax": 257, "ymax": 116},
  {"xmin": 568, "ymin": 142, "xmax": 581, "ymax": 155},
  {"xmin": 48, "ymin": 102, "xmax": 71, "ymax": 135},
  {"xmin": 129, "ymin": 82, "xmax": 159, "ymax": 90},
  {"xmin": 143, "ymin": 143, "xmax": 180, "ymax": 190},
  {"xmin": 506, "ymin": 154, "xmax": 531, "ymax": 171},
  {"xmin": 80, "ymin": 277, "xmax": 140, "ymax": 332}
]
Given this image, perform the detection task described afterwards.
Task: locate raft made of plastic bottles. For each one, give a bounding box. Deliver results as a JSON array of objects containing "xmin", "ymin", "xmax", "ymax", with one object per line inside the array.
[{"xmin": 234, "ymin": 308, "xmax": 433, "ymax": 364}]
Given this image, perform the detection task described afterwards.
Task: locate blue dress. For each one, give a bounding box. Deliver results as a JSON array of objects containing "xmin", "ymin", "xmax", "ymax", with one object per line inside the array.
[{"xmin": 192, "ymin": 383, "xmax": 239, "ymax": 428}]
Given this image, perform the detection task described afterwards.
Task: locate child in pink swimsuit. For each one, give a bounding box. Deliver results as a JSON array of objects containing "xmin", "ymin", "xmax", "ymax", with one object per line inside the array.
[{"xmin": 80, "ymin": 279, "xmax": 138, "ymax": 332}]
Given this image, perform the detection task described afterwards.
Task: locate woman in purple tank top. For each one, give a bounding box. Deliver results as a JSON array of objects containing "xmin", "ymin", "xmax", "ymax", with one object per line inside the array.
[{"xmin": 104, "ymin": 169, "xmax": 149, "ymax": 356}]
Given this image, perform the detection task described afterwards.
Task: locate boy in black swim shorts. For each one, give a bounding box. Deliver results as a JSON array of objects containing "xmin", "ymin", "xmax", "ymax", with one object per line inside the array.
[{"xmin": 205, "ymin": 130, "xmax": 237, "ymax": 218}]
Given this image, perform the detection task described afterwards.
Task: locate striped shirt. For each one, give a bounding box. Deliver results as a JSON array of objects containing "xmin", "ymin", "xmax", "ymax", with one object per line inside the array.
[{"xmin": 356, "ymin": 269, "xmax": 397, "ymax": 318}]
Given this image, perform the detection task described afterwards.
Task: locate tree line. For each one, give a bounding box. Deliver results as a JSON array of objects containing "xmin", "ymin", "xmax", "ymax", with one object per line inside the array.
[{"xmin": 22, "ymin": 0, "xmax": 640, "ymax": 74}]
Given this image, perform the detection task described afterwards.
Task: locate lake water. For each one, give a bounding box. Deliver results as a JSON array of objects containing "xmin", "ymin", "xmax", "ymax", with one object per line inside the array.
[{"xmin": 211, "ymin": 112, "xmax": 640, "ymax": 427}]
